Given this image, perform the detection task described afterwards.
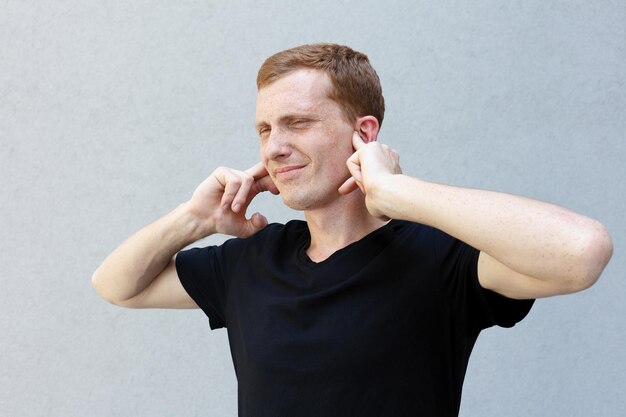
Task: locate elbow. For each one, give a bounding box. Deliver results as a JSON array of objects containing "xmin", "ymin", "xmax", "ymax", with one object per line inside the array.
[
  {"xmin": 569, "ymin": 220, "xmax": 613, "ymax": 292},
  {"xmin": 91, "ymin": 268, "xmax": 112, "ymax": 303},
  {"xmin": 91, "ymin": 268, "xmax": 125, "ymax": 306}
]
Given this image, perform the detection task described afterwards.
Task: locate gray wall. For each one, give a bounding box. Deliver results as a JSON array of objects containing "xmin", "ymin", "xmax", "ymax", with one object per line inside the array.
[{"xmin": 1, "ymin": 1, "xmax": 624, "ymax": 416}]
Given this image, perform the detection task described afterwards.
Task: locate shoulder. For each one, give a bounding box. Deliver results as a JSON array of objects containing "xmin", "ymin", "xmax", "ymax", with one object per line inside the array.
[
  {"xmin": 388, "ymin": 220, "xmax": 453, "ymax": 247},
  {"xmin": 385, "ymin": 220, "xmax": 479, "ymax": 269}
]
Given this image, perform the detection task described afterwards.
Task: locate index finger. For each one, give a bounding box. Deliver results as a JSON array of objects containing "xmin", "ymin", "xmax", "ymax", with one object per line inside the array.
[
  {"xmin": 352, "ymin": 131, "xmax": 367, "ymax": 150},
  {"xmin": 245, "ymin": 161, "xmax": 269, "ymax": 179}
]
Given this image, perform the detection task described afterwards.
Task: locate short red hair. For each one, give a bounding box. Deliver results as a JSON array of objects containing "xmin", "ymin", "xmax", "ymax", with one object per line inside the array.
[{"xmin": 257, "ymin": 43, "xmax": 385, "ymax": 126}]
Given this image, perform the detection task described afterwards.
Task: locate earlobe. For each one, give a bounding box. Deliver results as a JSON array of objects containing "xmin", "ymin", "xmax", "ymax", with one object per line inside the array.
[{"xmin": 355, "ymin": 116, "xmax": 380, "ymax": 143}]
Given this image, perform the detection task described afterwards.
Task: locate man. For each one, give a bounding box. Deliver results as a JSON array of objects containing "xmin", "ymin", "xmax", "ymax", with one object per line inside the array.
[{"xmin": 92, "ymin": 43, "xmax": 613, "ymax": 416}]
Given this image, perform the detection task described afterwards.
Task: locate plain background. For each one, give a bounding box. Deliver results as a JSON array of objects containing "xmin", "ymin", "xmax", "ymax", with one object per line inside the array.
[{"xmin": 1, "ymin": 1, "xmax": 624, "ymax": 416}]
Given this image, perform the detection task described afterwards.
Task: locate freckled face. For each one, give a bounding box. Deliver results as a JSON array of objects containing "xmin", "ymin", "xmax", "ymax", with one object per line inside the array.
[{"xmin": 255, "ymin": 69, "xmax": 355, "ymax": 211}]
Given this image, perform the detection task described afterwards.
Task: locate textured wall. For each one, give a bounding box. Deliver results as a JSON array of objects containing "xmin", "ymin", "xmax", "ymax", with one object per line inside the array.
[{"xmin": 1, "ymin": 1, "xmax": 624, "ymax": 416}]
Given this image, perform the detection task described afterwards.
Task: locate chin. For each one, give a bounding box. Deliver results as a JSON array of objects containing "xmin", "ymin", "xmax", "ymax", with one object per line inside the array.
[
  {"xmin": 279, "ymin": 187, "xmax": 342, "ymax": 212},
  {"xmin": 280, "ymin": 193, "xmax": 312, "ymax": 211},
  {"xmin": 278, "ymin": 185, "xmax": 322, "ymax": 211}
]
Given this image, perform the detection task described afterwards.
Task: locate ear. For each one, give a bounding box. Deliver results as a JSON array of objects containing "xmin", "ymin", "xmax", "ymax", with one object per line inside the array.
[{"xmin": 355, "ymin": 116, "xmax": 380, "ymax": 143}]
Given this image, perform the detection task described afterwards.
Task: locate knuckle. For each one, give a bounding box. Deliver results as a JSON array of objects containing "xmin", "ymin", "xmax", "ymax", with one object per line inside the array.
[
  {"xmin": 212, "ymin": 210, "xmax": 225, "ymax": 223},
  {"xmin": 242, "ymin": 174, "xmax": 254, "ymax": 185},
  {"xmin": 228, "ymin": 176, "xmax": 242, "ymax": 186}
]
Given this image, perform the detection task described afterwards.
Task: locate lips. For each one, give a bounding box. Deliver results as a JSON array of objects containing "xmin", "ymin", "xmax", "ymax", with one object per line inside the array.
[{"xmin": 273, "ymin": 164, "xmax": 306, "ymax": 176}]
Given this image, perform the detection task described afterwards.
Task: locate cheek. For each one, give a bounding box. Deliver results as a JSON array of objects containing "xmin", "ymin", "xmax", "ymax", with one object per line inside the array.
[
  {"xmin": 322, "ymin": 126, "xmax": 354, "ymax": 154},
  {"xmin": 322, "ymin": 149, "xmax": 352, "ymax": 175},
  {"xmin": 259, "ymin": 146, "xmax": 269, "ymax": 164},
  {"xmin": 335, "ymin": 136, "xmax": 356, "ymax": 162}
]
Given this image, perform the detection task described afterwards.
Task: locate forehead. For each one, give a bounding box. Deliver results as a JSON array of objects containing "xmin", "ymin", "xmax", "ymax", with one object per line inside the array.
[{"xmin": 255, "ymin": 69, "xmax": 336, "ymax": 122}]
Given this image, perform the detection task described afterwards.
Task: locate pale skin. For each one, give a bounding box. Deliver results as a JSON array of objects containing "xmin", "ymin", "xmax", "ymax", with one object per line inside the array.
[
  {"xmin": 339, "ymin": 131, "xmax": 613, "ymax": 298},
  {"xmin": 92, "ymin": 69, "xmax": 613, "ymax": 308}
]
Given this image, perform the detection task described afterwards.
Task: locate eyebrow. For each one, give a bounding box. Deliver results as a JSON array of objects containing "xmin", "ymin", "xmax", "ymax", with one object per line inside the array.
[{"xmin": 255, "ymin": 121, "xmax": 270, "ymax": 131}]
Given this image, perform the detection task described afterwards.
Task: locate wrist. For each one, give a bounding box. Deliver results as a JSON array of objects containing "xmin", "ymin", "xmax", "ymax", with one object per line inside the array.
[
  {"xmin": 173, "ymin": 202, "xmax": 216, "ymax": 243},
  {"xmin": 369, "ymin": 174, "xmax": 428, "ymax": 222},
  {"xmin": 367, "ymin": 173, "xmax": 405, "ymax": 218}
]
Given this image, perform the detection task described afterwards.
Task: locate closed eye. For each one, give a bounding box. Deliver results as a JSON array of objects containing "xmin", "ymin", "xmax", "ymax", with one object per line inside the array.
[
  {"xmin": 258, "ymin": 126, "xmax": 270, "ymax": 138},
  {"xmin": 289, "ymin": 119, "xmax": 314, "ymax": 128}
]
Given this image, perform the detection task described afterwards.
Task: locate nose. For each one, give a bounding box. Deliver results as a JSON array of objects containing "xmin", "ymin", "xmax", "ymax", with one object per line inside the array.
[{"xmin": 262, "ymin": 128, "xmax": 292, "ymax": 161}]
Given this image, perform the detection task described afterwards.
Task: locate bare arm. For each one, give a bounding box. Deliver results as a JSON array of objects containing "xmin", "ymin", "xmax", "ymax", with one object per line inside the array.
[
  {"xmin": 340, "ymin": 132, "xmax": 613, "ymax": 299},
  {"xmin": 91, "ymin": 163, "xmax": 278, "ymax": 308}
]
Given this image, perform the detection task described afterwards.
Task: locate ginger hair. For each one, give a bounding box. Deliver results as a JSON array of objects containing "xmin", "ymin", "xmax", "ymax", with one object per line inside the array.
[{"xmin": 257, "ymin": 43, "xmax": 385, "ymax": 126}]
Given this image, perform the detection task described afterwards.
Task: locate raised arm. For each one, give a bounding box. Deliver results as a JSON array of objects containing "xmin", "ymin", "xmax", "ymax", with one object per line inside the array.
[
  {"xmin": 91, "ymin": 163, "xmax": 278, "ymax": 308},
  {"xmin": 340, "ymin": 132, "xmax": 613, "ymax": 299}
]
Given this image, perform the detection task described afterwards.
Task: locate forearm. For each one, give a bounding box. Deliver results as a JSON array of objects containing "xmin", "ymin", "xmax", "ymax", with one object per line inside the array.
[
  {"xmin": 373, "ymin": 174, "xmax": 612, "ymax": 286},
  {"xmin": 91, "ymin": 203, "xmax": 208, "ymax": 304}
]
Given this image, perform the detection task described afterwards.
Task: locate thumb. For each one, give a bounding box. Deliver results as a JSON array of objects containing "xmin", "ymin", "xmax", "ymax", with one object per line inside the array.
[
  {"xmin": 239, "ymin": 212, "xmax": 268, "ymax": 237},
  {"xmin": 338, "ymin": 177, "xmax": 359, "ymax": 195}
]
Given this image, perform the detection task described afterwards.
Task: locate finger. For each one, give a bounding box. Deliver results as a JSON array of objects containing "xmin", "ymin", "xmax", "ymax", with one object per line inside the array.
[
  {"xmin": 339, "ymin": 149, "xmax": 364, "ymax": 196},
  {"xmin": 245, "ymin": 162, "xmax": 279, "ymax": 197},
  {"xmin": 239, "ymin": 212, "xmax": 268, "ymax": 238},
  {"xmin": 256, "ymin": 174, "xmax": 280, "ymax": 195},
  {"xmin": 245, "ymin": 161, "xmax": 269, "ymax": 179},
  {"xmin": 338, "ymin": 177, "xmax": 359, "ymax": 195},
  {"xmin": 352, "ymin": 131, "xmax": 366, "ymax": 150},
  {"xmin": 345, "ymin": 150, "xmax": 364, "ymax": 183},
  {"xmin": 217, "ymin": 168, "xmax": 255, "ymax": 212},
  {"xmin": 250, "ymin": 212, "xmax": 268, "ymax": 229},
  {"xmin": 231, "ymin": 174, "xmax": 255, "ymax": 213},
  {"xmin": 220, "ymin": 171, "xmax": 244, "ymax": 209}
]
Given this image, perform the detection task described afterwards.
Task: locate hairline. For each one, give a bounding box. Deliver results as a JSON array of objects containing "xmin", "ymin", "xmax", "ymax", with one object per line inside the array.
[{"xmin": 257, "ymin": 66, "xmax": 359, "ymax": 125}]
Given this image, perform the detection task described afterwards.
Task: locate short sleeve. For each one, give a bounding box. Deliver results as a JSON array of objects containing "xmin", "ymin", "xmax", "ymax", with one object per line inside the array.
[
  {"xmin": 437, "ymin": 231, "xmax": 534, "ymax": 331},
  {"xmin": 176, "ymin": 246, "xmax": 228, "ymax": 329},
  {"xmin": 479, "ymin": 286, "xmax": 534, "ymax": 328}
]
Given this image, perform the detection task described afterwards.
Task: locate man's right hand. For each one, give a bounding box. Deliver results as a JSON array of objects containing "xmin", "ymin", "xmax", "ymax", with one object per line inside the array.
[
  {"xmin": 184, "ymin": 162, "xmax": 279, "ymax": 239},
  {"xmin": 92, "ymin": 162, "xmax": 279, "ymax": 309}
]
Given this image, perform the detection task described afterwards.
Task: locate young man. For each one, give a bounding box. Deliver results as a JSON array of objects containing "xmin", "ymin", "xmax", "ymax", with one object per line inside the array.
[{"xmin": 92, "ymin": 44, "xmax": 613, "ymax": 416}]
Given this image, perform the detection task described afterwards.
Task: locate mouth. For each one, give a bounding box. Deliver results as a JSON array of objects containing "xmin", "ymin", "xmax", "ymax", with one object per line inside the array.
[{"xmin": 273, "ymin": 164, "xmax": 306, "ymax": 178}]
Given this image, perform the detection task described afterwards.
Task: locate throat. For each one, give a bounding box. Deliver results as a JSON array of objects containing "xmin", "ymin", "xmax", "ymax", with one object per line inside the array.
[
  {"xmin": 305, "ymin": 245, "xmax": 340, "ymax": 263},
  {"xmin": 302, "ymin": 191, "xmax": 389, "ymax": 263},
  {"xmin": 304, "ymin": 217, "xmax": 389, "ymax": 263}
]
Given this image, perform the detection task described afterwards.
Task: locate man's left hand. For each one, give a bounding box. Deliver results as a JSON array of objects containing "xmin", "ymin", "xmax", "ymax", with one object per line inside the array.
[{"xmin": 338, "ymin": 131, "xmax": 402, "ymax": 219}]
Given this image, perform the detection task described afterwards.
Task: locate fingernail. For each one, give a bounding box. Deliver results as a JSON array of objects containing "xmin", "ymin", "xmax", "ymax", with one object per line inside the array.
[{"xmin": 232, "ymin": 203, "xmax": 240, "ymax": 212}]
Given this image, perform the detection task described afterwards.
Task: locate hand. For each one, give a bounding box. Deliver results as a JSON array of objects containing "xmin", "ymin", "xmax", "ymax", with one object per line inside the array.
[
  {"xmin": 186, "ymin": 162, "xmax": 279, "ymax": 238},
  {"xmin": 338, "ymin": 132, "xmax": 402, "ymax": 219}
]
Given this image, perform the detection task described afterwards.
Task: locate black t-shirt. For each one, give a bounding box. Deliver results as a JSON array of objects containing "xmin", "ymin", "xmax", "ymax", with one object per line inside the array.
[{"xmin": 176, "ymin": 220, "xmax": 534, "ymax": 417}]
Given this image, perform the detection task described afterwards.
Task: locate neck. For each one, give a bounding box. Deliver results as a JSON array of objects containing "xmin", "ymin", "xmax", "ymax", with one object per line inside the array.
[{"xmin": 303, "ymin": 192, "xmax": 388, "ymax": 262}]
